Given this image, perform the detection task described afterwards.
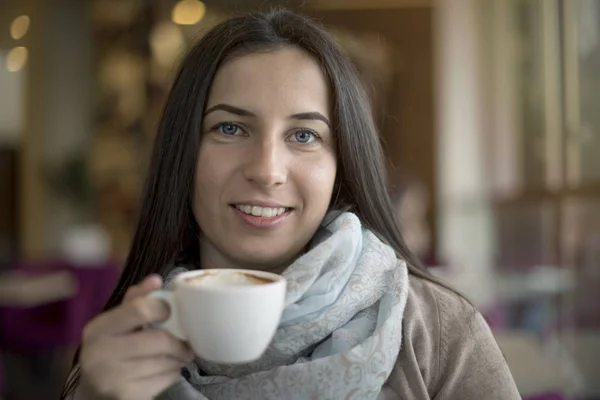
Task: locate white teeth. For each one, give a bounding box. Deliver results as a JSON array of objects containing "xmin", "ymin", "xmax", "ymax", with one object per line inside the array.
[{"xmin": 235, "ymin": 205, "xmax": 288, "ymax": 217}]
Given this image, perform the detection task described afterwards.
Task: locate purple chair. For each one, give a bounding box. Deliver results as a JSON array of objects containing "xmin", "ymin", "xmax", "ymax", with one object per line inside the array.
[
  {"xmin": 0, "ymin": 261, "xmax": 119, "ymax": 397},
  {"xmin": 0, "ymin": 261, "xmax": 119, "ymax": 351},
  {"xmin": 0, "ymin": 352, "xmax": 3, "ymax": 397}
]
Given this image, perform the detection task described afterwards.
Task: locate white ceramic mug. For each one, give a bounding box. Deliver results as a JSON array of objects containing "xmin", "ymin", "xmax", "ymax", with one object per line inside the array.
[{"xmin": 148, "ymin": 269, "xmax": 286, "ymax": 364}]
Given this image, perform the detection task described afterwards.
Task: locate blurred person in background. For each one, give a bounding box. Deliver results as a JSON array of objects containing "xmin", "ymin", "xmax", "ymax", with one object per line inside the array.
[
  {"xmin": 62, "ymin": 9, "xmax": 519, "ymax": 400},
  {"xmin": 391, "ymin": 178, "xmax": 432, "ymax": 262}
]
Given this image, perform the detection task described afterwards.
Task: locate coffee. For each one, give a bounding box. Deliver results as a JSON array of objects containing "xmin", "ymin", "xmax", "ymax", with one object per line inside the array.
[{"xmin": 186, "ymin": 270, "xmax": 274, "ymax": 287}]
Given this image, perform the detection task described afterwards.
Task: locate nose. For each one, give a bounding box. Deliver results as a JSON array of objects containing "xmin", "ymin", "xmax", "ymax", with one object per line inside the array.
[{"xmin": 242, "ymin": 135, "xmax": 288, "ymax": 188}]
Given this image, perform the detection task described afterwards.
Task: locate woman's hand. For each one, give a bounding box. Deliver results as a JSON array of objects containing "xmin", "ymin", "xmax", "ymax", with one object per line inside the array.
[{"xmin": 79, "ymin": 275, "xmax": 194, "ymax": 400}]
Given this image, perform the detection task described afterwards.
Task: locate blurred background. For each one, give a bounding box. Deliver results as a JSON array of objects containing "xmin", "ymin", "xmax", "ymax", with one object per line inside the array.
[{"xmin": 0, "ymin": 0, "xmax": 599, "ymax": 399}]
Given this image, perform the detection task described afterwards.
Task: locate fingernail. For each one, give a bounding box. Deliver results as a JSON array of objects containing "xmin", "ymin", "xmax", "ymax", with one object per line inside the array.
[{"xmin": 146, "ymin": 274, "xmax": 162, "ymax": 286}]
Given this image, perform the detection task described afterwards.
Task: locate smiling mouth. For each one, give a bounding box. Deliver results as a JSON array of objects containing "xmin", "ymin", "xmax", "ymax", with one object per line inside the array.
[{"xmin": 231, "ymin": 204, "xmax": 292, "ymax": 218}]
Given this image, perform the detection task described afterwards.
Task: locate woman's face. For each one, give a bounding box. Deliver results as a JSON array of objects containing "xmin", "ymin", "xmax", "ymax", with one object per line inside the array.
[{"xmin": 193, "ymin": 48, "xmax": 337, "ymax": 273}]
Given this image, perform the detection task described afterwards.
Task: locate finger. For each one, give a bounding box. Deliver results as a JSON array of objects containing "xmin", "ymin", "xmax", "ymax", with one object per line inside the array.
[
  {"xmin": 115, "ymin": 329, "xmax": 194, "ymax": 363},
  {"xmin": 123, "ymin": 356, "xmax": 187, "ymax": 381},
  {"xmin": 119, "ymin": 370, "xmax": 182, "ymax": 400},
  {"xmin": 123, "ymin": 274, "xmax": 163, "ymax": 304},
  {"xmin": 84, "ymin": 297, "xmax": 170, "ymax": 340}
]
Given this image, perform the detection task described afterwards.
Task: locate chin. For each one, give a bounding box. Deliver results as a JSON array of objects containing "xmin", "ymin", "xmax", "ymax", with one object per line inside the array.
[{"xmin": 229, "ymin": 245, "xmax": 300, "ymax": 272}]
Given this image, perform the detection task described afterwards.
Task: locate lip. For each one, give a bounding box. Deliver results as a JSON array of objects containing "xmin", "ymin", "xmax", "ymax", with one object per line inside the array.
[
  {"xmin": 230, "ymin": 205, "xmax": 293, "ymax": 229},
  {"xmin": 229, "ymin": 200, "xmax": 291, "ymax": 209}
]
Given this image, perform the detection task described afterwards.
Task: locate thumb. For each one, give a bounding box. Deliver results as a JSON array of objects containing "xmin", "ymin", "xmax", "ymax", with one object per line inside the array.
[{"xmin": 123, "ymin": 274, "xmax": 163, "ymax": 304}]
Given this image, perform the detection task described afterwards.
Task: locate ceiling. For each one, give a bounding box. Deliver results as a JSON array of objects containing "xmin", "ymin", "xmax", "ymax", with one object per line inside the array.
[
  {"xmin": 0, "ymin": 0, "xmax": 433, "ymax": 50},
  {"xmin": 0, "ymin": 0, "xmax": 19, "ymax": 51},
  {"xmin": 203, "ymin": 0, "xmax": 432, "ymax": 13}
]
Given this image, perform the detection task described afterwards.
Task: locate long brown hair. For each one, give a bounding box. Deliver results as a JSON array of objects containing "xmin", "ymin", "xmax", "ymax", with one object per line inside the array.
[{"xmin": 62, "ymin": 9, "xmax": 437, "ymax": 398}]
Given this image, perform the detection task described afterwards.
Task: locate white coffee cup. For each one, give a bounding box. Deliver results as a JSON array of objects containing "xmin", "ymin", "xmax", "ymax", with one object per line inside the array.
[{"xmin": 148, "ymin": 269, "xmax": 286, "ymax": 364}]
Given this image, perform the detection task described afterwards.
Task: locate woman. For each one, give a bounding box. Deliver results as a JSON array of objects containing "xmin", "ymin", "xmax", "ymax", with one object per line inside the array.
[
  {"xmin": 63, "ymin": 9, "xmax": 519, "ymax": 400},
  {"xmin": 391, "ymin": 178, "xmax": 432, "ymax": 261}
]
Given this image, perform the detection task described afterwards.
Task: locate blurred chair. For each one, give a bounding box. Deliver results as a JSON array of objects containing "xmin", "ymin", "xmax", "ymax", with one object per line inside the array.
[
  {"xmin": 495, "ymin": 330, "xmax": 584, "ymax": 400},
  {"xmin": 525, "ymin": 394, "xmax": 567, "ymax": 400},
  {"xmin": 0, "ymin": 260, "xmax": 119, "ymax": 399}
]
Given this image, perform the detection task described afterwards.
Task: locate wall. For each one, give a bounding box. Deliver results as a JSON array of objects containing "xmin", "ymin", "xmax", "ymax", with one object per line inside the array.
[
  {"xmin": 18, "ymin": 0, "xmax": 93, "ymax": 258},
  {"xmin": 435, "ymin": 0, "xmax": 495, "ymax": 306},
  {"xmin": 0, "ymin": 58, "xmax": 23, "ymax": 146},
  {"xmin": 311, "ymin": 6, "xmax": 437, "ymax": 251}
]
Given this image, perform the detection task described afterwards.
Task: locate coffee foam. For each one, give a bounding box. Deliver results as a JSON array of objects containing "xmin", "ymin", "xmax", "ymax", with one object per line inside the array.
[{"xmin": 186, "ymin": 271, "xmax": 273, "ymax": 287}]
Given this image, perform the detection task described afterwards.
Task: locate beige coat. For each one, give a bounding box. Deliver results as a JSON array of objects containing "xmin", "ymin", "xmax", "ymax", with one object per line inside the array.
[{"xmin": 378, "ymin": 275, "xmax": 521, "ymax": 399}]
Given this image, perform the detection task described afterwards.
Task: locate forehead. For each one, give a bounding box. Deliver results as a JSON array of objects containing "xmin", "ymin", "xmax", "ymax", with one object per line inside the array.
[{"xmin": 207, "ymin": 47, "xmax": 331, "ymax": 114}]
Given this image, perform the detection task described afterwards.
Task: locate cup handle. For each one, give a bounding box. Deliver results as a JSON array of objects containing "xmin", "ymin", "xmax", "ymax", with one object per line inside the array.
[{"xmin": 147, "ymin": 290, "xmax": 186, "ymax": 341}]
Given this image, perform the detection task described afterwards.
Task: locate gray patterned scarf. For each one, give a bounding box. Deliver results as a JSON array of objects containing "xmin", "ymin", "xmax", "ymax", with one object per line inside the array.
[{"xmin": 159, "ymin": 212, "xmax": 409, "ymax": 400}]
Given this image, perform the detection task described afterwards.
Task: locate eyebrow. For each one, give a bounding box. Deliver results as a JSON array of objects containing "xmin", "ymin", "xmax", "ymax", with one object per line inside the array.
[
  {"xmin": 289, "ymin": 112, "xmax": 330, "ymax": 128},
  {"xmin": 204, "ymin": 103, "xmax": 331, "ymax": 128},
  {"xmin": 204, "ymin": 104, "xmax": 255, "ymax": 117}
]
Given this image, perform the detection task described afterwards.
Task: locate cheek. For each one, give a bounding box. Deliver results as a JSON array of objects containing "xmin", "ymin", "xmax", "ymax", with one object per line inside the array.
[
  {"xmin": 301, "ymin": 158, "xmax": 337, "ymax": 206},
  {"xmin": 193, "ymin": 148, "xmax": 226, "ymax": 208}
]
